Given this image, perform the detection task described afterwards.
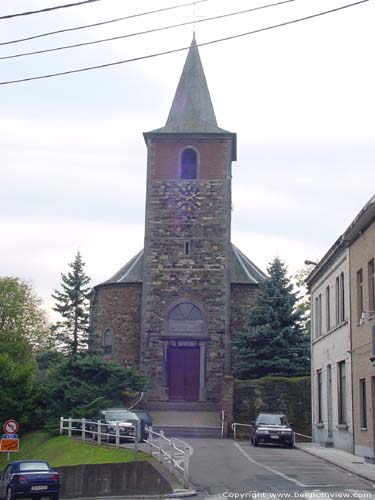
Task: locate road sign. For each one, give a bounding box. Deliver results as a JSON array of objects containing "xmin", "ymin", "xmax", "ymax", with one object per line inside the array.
[
  {"xmin": 3, "ymin": 434, "xmax": 18, "ymax": 439},
  {"xmin": 0, "ymin": 438, "xmax": 19, "ymax": 452},
  {"xmin": 3, "ymin": 419, "xmax": 19, "ymax": 434}
]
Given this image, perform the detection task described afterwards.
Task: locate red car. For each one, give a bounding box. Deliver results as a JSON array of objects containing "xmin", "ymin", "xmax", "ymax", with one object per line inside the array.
[{"xmin": 0, "ymin": 460, "xmax": 60, "ymax": 500}]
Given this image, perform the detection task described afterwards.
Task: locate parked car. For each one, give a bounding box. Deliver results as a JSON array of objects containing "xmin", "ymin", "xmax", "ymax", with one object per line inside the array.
[
  {"xmin": 0, "ymin": 460, "xmax": 60, "ymax": 500},
  {"xmin": 132, "ymin": 410, "xmax": 153, "ymax": 440},
  {"xmin": 87, "ymin": 408, "xmax": 141, "ymax": 443},
  {"xmin": 250, "ymin": 413, "xmax": 294, "ymax": 448}
]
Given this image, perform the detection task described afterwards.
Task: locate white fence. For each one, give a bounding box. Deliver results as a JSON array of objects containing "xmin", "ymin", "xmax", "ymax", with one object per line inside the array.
[
  {"xmin": 60, "ymin": 417, "xmax": 190, "ymax": 489},
  {"xmin": 146, "ymin": 426, "xmax": 190, "ymax": 489}
]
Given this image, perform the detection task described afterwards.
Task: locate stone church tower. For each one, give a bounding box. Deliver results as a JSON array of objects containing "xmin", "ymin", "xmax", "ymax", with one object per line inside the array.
[{"xmin": 91, "ymin": 37, "xmax": 266, "ymax": 406}]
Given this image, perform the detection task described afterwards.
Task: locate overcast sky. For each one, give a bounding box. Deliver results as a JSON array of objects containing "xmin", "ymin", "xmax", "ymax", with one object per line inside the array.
[{"xmin": 1, "ymin": 0, "xmax": 374, "ymax": 320}]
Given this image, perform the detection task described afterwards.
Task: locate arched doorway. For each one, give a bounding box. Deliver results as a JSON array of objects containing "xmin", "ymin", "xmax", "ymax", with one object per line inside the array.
[{"xmin": 165, "ymin": 302, "xmax": 206, "ymax": 401}]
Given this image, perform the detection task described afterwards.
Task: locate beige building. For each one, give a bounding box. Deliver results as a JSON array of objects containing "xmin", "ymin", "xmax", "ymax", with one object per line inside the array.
[
  {"xmin": 308, "ymin": 194, "xmax": 375, "ymax": 458},
  {"xmin": 346, "ymin": 196, "xmax": 375, "ymax": 460},
  {"xmin": 307, "ymin": 242, "xmax": 353, "ymax": 452}
]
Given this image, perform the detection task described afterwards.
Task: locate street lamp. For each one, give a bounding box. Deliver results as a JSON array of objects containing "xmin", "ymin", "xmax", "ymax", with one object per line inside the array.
[{"xmin": 304, "ymin": 260, "xmax": 318, "ymax": 266}]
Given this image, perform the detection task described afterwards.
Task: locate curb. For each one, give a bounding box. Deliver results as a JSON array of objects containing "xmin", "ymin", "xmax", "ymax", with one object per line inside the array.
[
  {"xmin": 62, "ymin": 491, "xmax": 197, "ymax": 500},
  {"xmin": 295, "ymin": 443, "xmax": 375, "ymax": 484}
]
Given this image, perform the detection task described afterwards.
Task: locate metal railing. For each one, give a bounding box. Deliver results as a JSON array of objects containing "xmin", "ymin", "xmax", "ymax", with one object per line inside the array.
[
  {"xmin": 145, "ymin": 426, "xmax": 190, "ymax": 489},
  {"xmin": 60, "ymin": 418, "xmax": 190, "ymax": 489},
  {"xmin": 232, "ymin": 422, "xmax": 252, "ymax": 440},
  {"xmin": 60, "ymin": 417, "xmax": 139, "ymax": 455}
]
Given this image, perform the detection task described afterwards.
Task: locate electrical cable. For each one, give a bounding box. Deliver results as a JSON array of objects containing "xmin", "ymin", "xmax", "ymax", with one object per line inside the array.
[
  {"xmin": 0, "ymin": 0, "xmax": 299, "ymax": 61},
  {"xmin": 0, "ymin": 0, "xmax": 103, "ymax": 20},
  {"xmin": 0, "ymin": 0, "xmax": 369, "ymax": 86},
  {"xmin": 0, "ymin": 0, "xmax": 209, "ymax": 46}
]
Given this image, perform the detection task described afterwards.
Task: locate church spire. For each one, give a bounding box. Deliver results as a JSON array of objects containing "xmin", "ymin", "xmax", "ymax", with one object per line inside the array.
[{"xmin": 151, "ymin": 36, "xmax": 229, "ymax": 134}]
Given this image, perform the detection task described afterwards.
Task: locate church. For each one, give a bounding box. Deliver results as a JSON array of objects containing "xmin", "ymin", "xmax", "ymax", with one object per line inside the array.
[{"xmin": 91, "ymin": 37, "xmax": 266, "ymax": 407}]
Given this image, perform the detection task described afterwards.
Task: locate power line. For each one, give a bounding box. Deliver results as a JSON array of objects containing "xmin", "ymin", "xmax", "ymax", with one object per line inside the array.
[
  {"xmin": 0, "ymin": 0, "xmax": 298, "ymax": 61},
  {"xmin": 0, "ymin": 0, "xmax": 103, "ymax": 21},
  {"xmin": 0, "ymin": 0, "xmax": 369, "ymax": 86},
  {"xmin": 0, "ymin": 0, "xmax": 209, "ymax": 46}
]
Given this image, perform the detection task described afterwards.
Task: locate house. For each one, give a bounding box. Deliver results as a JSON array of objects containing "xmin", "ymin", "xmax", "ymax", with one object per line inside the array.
[
  {"xmin": 306, "ymin": 238, "xmax": 353, "ymax": 452},
  {"xmin": 307, "ymin": 194, "xmax": 375, "ymax": 458}
]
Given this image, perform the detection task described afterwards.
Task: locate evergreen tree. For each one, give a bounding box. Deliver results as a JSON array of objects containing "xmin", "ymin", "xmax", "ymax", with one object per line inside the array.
[
  {"xmin": 294, "ymin": 263, "xmax": 315, "ymax": 339},
  {"xmin": 233, "ymin": 257, "xmax": 310, "ymax": 379},
  {"xmin": 52, "ymin": 252, "xmax": 91, "ymax": 356}
]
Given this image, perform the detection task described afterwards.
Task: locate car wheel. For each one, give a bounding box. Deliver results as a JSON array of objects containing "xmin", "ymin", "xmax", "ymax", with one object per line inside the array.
[
  {"xmin": 287, "ymin": 441, "xmax": 294, "ymax": 448},
  {"xmin": 50, "ymin": 494, "xmax": 59, "ymax": 500},
  {"xmin": 252, "ymin": 437, "xmax": 259, "ymax": 447},
  {"xmin": 6, "ymin": 488, "xmax": 15, "ymax": 500}
]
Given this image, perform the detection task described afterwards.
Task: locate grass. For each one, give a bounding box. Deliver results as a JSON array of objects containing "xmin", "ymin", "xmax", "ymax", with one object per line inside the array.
[{"xmin": 0, "ymin": 431, "xmax": 151, "ymax": 468}]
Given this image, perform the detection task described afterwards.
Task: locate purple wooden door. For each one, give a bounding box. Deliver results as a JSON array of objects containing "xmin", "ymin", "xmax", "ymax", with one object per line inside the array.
[{"xmin": 167, "ymin": 347, "xmax": 200, "ymax": 401}]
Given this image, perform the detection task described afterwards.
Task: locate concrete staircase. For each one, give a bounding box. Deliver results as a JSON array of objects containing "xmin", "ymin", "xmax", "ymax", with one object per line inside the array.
[{"xmin": 144, "ymin": 401, "xmax": 222, "ymax": 438}]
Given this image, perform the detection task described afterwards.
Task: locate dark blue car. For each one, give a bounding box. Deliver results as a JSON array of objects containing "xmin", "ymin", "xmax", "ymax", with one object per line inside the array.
[{"xmin": 0, "ymin": 460, "xmax": 60, "ymax": 500}]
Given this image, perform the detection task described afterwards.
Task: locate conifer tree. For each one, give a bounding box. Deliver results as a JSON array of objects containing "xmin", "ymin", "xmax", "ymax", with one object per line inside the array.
[
  {"xmin": 52, "ymin": 252, "xmax": 91, "ymax": 356},
  {"xmin": 233, "ymin": 257, "xmax": 310, "ymax": 379}
]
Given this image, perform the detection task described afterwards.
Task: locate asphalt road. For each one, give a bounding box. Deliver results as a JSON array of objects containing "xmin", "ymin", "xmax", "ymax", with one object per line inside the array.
[{"xmin": 184, "ymin": 438, "xmax": 375, "ymax": 500}]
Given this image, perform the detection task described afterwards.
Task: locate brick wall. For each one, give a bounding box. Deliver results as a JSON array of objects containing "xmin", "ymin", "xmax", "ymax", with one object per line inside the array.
[
  {"xmin": 350, "ymin": 219, "xmax": 375, "ymax": 455},
  {"xmin": 153, "ymin": 138, "xmax": 228, "ymax": 180}
]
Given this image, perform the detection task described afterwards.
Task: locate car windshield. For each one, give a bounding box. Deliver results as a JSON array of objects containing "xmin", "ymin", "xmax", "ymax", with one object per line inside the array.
[
  {"xmin": 19, "ymin": 462, "xmax": 49, "ymax": 471},
  {"xmin": 106, "ymin": 411, "xmax": 132, "ymax": 421},
  {"xmin": 257, "ymin": 414, "xmax": 288, "ymax": 425}
]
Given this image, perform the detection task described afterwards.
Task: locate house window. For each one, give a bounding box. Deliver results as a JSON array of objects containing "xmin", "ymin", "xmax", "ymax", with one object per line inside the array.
[
  {"xmin": 317, "ymin": 369, "xmax": 323, "ymax": 423},
  {"xmin": 340, "ymin": 272, "xmax": 345, "ymax": 322},
  {"xmin": 318, "ymin": 294, "xmax": 322, "ymax": 336},
  {"xmin": 335, "ymin": 276, "xmax": 340, "ymax": 326},
  {"xmin": 338, "ymin": 361, "xmax": 347, "ymax": 425},
  {"xmin": 360, "ymin": 379, "xmax": 367, "ymax": 429},
  {"xmin": 314, "ymin": 294, "xmax": 322, "ymax": 337},
  {"xmin": 326, "ymin": 286, "xmax": 331, "ymax": 332},
  {"xmin": 103, "ymin": 328, "xmax": 113, "ymax": 355},
  {"xmin": 180, "ymin": 148, "xmax": 198, "ymax": 179},
  {"xmin": 357, "ymin": 269, "xmax": 364, "ymax": 323},
  {"xmin": 368, "ymin": 259, "xmax": 375, "ymax": 315}
]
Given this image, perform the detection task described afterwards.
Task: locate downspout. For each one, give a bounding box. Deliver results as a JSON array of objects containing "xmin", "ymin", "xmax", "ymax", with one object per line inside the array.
[{"xmin": 348, "ymin": 245, "xmax": 355, "ymax": 455}]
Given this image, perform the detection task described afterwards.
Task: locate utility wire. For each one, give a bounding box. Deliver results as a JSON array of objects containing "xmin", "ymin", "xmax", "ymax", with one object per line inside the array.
[
  {"xmin": 0, "ymin": 0, "xmax": 369, "ymax": 86},
  {"xmin": 0, "ymin": 0, "xmax": 209, "ymax": 46},
  {"xmin": 0, "ymin": 0, "xmax": 298, "ymax": 61},
  {"xmin": 0, "ymin": 0, "xmax": 103, "ymax": 20}
]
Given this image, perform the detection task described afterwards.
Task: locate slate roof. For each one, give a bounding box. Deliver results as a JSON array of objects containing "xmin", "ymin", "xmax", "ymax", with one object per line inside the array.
[
  {"xmin": 99, "ymin": 245, "xmax": 266, "ymax": 287},
  {"xmin": 147, "ymin": 35, "xmax": 231, "ymax": 135}
]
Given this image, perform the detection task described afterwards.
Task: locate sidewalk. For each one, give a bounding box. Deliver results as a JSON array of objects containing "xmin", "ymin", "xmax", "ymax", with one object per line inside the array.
[{"xmin": 295, "ymin": 442, "xmax": 375, "ymax": 483}]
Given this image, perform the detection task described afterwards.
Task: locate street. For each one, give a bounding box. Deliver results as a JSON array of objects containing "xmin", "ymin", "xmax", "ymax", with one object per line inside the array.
[{"xmin": 184, "ymin": 439, "xmax": 375, "ymax": 500}]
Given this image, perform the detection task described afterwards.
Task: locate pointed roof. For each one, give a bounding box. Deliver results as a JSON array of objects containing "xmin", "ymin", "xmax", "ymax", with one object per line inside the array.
[{"xmin": 148, "ymin": 36, "xmax": 231, "ymax": 134}]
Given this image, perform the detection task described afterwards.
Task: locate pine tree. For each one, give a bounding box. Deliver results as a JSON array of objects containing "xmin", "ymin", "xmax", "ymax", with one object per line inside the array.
[
  {"xmin": 52, "ymin": 252, "xmax": 91, "ymax": 356},
  {"xmin": 233, "ymin": 257, "xmax": 310, "ymax": 379}
]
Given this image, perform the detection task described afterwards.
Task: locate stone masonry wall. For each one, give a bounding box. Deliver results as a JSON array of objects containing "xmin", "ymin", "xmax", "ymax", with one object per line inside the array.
[
  {"xmin": 234, "ymin": 377, "xmax": 312, "ymax": 436},
  {"xmin": 142, "ymin": 137, "xmax": 233, "ymax": 401},
  {"xmin": 94, "ymin": 283, "xmax": 142, "ymax": 369}
]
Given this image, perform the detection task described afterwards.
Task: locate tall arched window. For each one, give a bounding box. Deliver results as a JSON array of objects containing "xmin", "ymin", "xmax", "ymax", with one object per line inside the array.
[
  {"xmin": 103, "ymin": 328, "xmax": 113, "ymax": 355},
  {"xmin": 180, "ymin": 148, "xmax": 198, "ymax": 179}
]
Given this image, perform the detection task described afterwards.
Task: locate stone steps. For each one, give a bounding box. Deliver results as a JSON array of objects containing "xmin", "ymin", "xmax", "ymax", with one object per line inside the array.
[
  {"xmin": 144, "ymin": 401, "xmax": 221, "ymax": 412},
  {"xmin": 153, "ymin": 425, "xmax": 221, "ymax": 438},
  {"xmin": 143, "ymin": 402, "xmax": 223, "ymax": 438}
]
